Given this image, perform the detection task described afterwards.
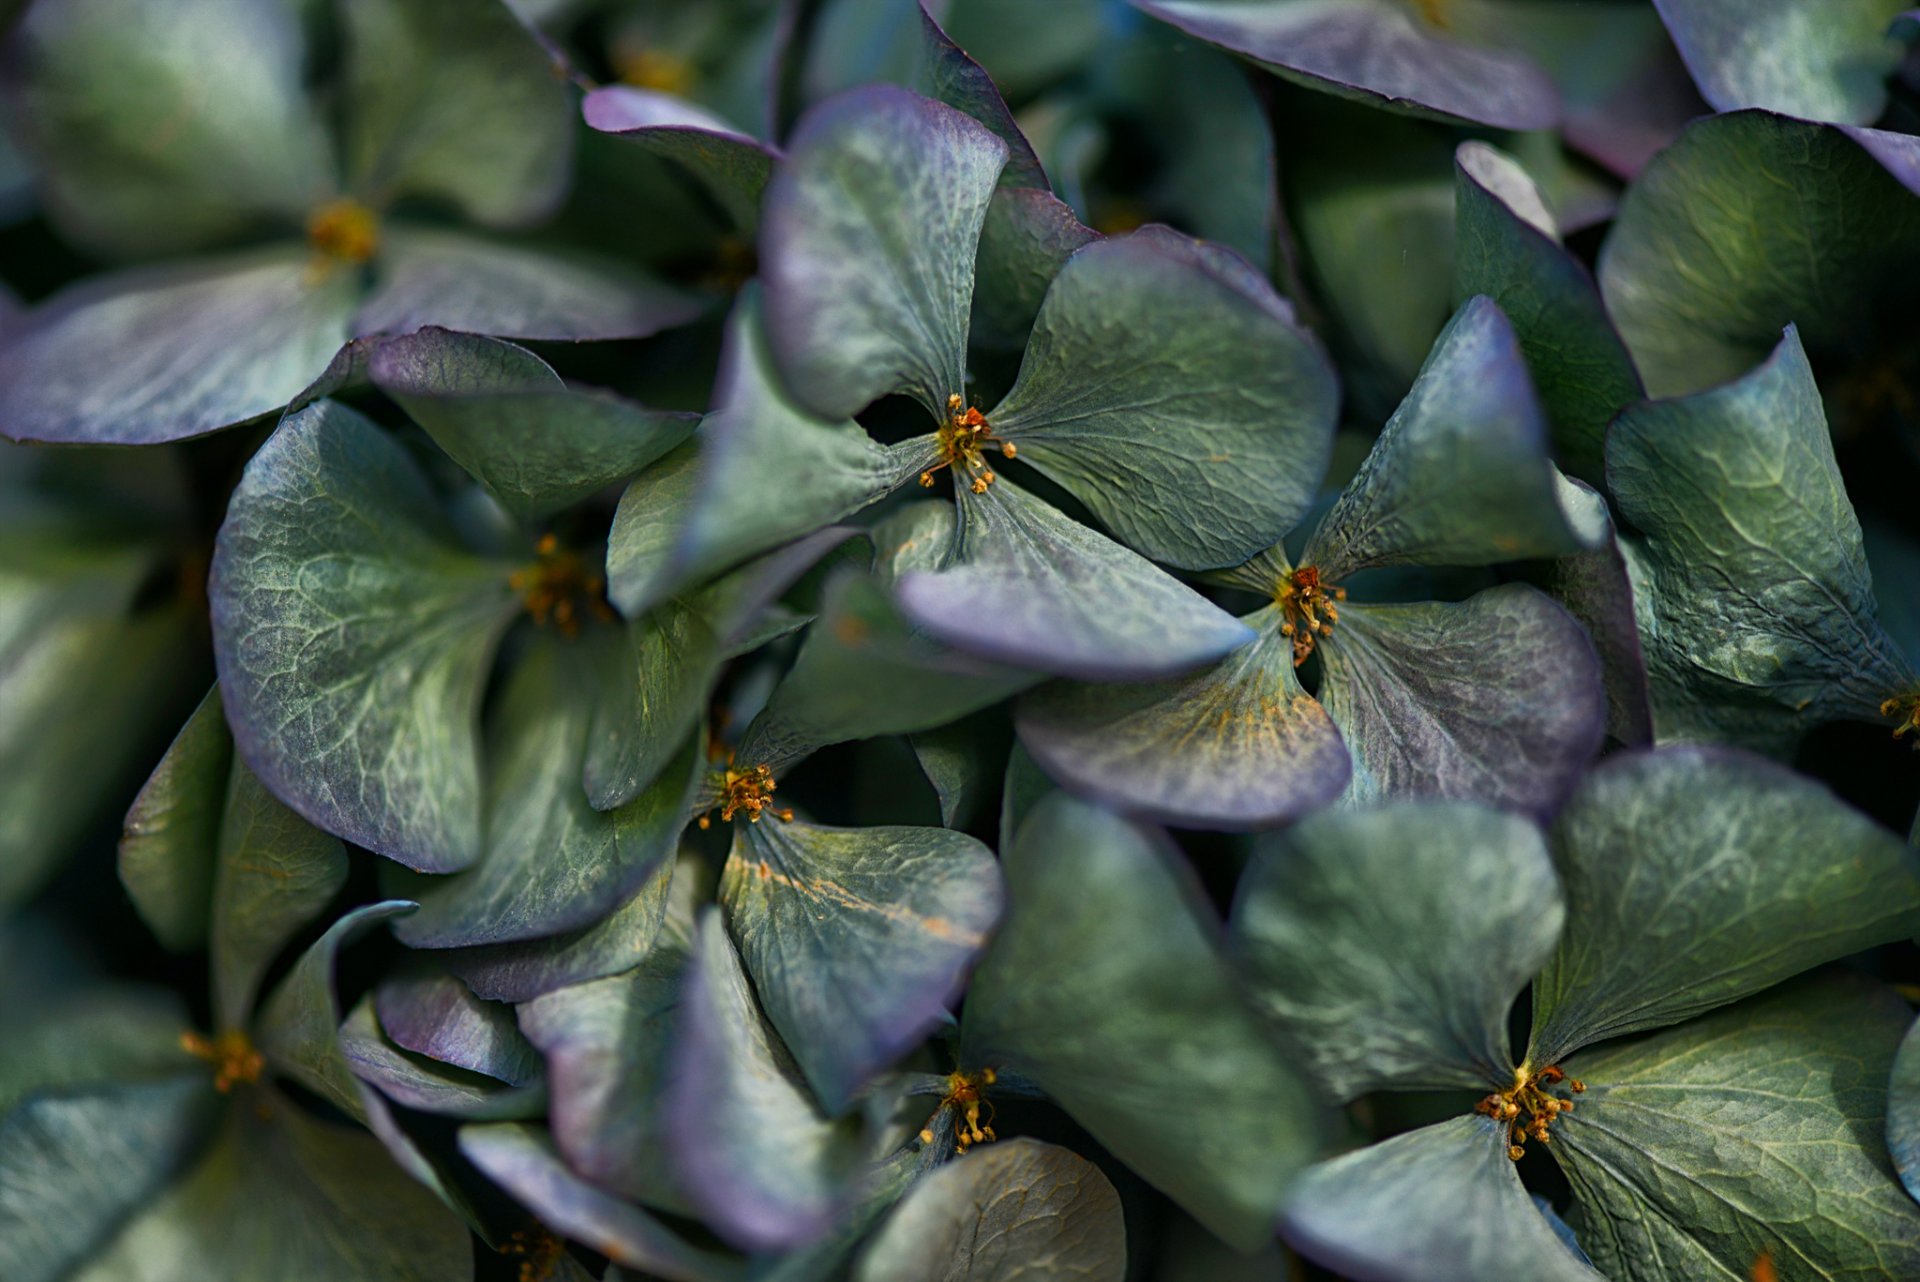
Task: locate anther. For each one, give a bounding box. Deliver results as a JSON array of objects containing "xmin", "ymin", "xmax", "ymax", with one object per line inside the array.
[
  {"xmin": 306, "ymin": 199, "xmax": 380, "ymax": 265},
  {"xmin": 512, "ymin": 535, "xmax": 615, "ymax": 637},
  {"xmin": 1275, "ymin": 565, "xmax": 1345, "ymax": 666},
  {"xmin": 181, "ymin": 1029, "xmax": 265, "ymax": 1093},
  {"xmin": 698, "ymin": 761, "xmax": 794, "ymax": 828}
]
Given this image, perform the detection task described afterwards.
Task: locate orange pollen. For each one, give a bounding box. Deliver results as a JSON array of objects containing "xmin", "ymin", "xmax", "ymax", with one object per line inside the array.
[
  {"xmin": 936, "ymin": 1067, "xmax": 998, "ymax": 1154},
  {"xmin": 1412, "ymin": 0, "xmax": 1450, "ymax": 28},
  {"xmin": 508, "ymin": 534, "xmax": 615, "ymax": 638},
  {"xmin": 1881, "ymin": 690, "xmax": 1920, "ymax": 743},
  {"xmin": 501, "ymin": 1228, "xmax": 565, "ymax": 1282},
  {"xmin": 615, "ymin": 46, "xmax": 696, "ymax": 96},
  {"xmin": 181, "ymin": 1029, "xmax": 265, "ymax": 1093},
  {"xmin": 306, "ymin": 198, "xmax": 380, "ymax": 265},
  {"xmin": 1474, "ymin": 1063, "xmax": 1583, "ymax": 1160},
  {"xmin": 1275, "ymin": 565, "xmax": 1345, "ymax": 666},
  {"xmin": 696, "ymin": 762, "xmax": 794, "ymax": 829},
  {"xmin": 920, "ymin": 394, "xmax": 1014, "ymax": 495}
]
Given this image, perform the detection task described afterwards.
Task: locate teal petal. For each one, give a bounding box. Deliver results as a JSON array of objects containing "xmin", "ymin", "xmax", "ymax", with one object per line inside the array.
[
  {"xmin": 1555, "ymin": 973, "xmax": 1920, "ymax": 1282},
  {"xmin": 339, "ymin": 999, "xmax": 545, "ymax": 1120},
  {"xmin": 1607, "ymin": 327, "xmax": 1916, "ymax": 753},
  {"xmin": 721, "ymin": 817, "xmax": 1002, "ymax": 1110},
  {"xmin": 969, "ymin": 185, "xmax": 1099, "ymax": 351},
  {"xmin": 760, "ymin": 86, "xmax": 1006, "ymax": 419},
  {"xmin": 1315, "ymin": 587, "xmax": 1605, "ymax": 816},
  {"xmin": 1527, "ymin": 746, "xmax": 1920, "ymax": 1066},
  {"xmin": 210, "ymin": 400, "xmax": 521, "ymax": 873},
  {"xmin": 1283, "ymin": 1116, "xmax": 1605, "ymax": 1282},
  {"xmin": 1892, "ymin": 1013, "xmax": 1920, "ymax": 1204},
  {"xmin": 988, "ymin": 227, "xmax": 1339, "ymax": 570},
  {"xmin": 1233, "ymin": 802, "xmax": 1562, "ymax": 1099},
  {"xmin": 963, "ymin": 792, "xmax": 1329, "ymax": 1251},
  {"xmin": 1654, "ymin": 0, "xmax": 1907, "ymax": 123},
  {"xmin": 583, "ymin": 86, "xmax": 777, "ymax": 233},
  {"xmin": 1304, "ymin": 295, "xmax": 1602, "ymax": 579},
  {"xmin": 373, "ymin": 968, "xmax": 542, "ymax": 1087},
  {"xmin": 119, "ymin": 689, "xmax": 231, "ymax": 954}
]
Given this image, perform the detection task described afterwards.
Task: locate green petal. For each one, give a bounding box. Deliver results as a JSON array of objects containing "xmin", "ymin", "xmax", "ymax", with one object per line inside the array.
[
  {"xmin": 1655, "ymin": 0, "xmax": 1907, "ymax": 123},
  {"xmin": 1539, "ymin": 478, "xmax": 1655, "ymax": 748},
  {"xmin": 3, "ymin": 986, "xmax": 197, "ymax": 1112},
  {"xmin": 11, "ymin": 0, "xmax": 331, "ymax": 257},
  {"xmin": 1527, "ymin": 746, "xmax": 1920, "ymax": 1066},
  {"xmin": 373, "ymin": 968, "xmax": 541, "ymax": 1086},
  {"xmin": 851, "ymin": 1138, "xmax": 1126, "ymax": 1282},
  {"xmin": 969, "ymin": 186, "xmax": 1099, "ymax": 351},
  {"xmin": 1555, "ymin": 973, "xmax": 1920, "ymax": 1282},
  {"xmin": 1599, "ymin": 111, "xmax": 1920, "ymax": 397},
  {"xmin": 0, "ymin": 246, "xmax": 358, "ymax": 447},
  {"xmin": 1282, "ymin": 1116, "xmax": 1605, "ymax": 1282},
  {"xmin": 338, "ymin": 999, "xmax": 545, "ymax": 1121},
  {"xmin": 962, "ymin": 792, "xmax": 1329, "ymax": 1251},
  {"xmin": 1607, "ymin": 327, "xmax": 1915, "ymax": 753},
  {"xmin": 667, "ymin": 910, "xmax": 867, "ymax": 1253},
  {"xmin": 1014, "ymin": 612, "xmax": 1350, "ymax": 831},
  {"xmin": 1232, "ymin": 802, "xmax": 1563, "ymax": 1099},
  {"xmin": 1452, "ymin": 142, "xmax": 1641, "ymax": 485},
  {"xmin": 1304, "ymin": 295, "xmax": 1601, "ymax": 578},
  {"xmin": 392, "ymin": 636, "xmax": 697, "ymax": 948},
  {"xmin": 119, "ymin": 689, "xmax": 231, "ymax": 953},
  {"xmin": 69, "ymin": 1096, "xmax": 472, "ymax": 1282},
  {"xmin": 1892, "ymin": 1013, "xmax": 1920, "ymax": 1204},
  {"xmin": 210, "ymin": 399, "xmax": 521, "ymax": 873},
  {"xmin": 760, "ymin": 86, "xmax": 1006, "ymax": 419},
  {"xmin": 209, "ymin": 759, "xmax": 350, "ymax": 1033},
  {"xmin": 606, "ymin": 293, "xmax": 907, "ymax": 617},
  {"xmin": 370, "ymin": 329, "xmax": 695, "ymax": 523},
  {"xmin": 341, "ymin": 0, "xmax": 571, "ymax": 227},
  {"xmin": 897, "ymin": 477, "xmax": 1255, "ymax": 680},
  {"xmin": 722, "ymin": 817, "xmax": 1002, "ymax": 1110},
  {"xmin": 0, "ymin": 1077, "xmax": 219, "ymax": 1282},
  {"xmin": 1315, "ymin": 587, "xmax": 1606, "ymax": 816},
  {"xmin": 582, "ymin": 85, "xmax": 777, "ymax": 232},
  {"xmin": 988, "ymin": 228, "xmax": 1339, "ymax": 570}
]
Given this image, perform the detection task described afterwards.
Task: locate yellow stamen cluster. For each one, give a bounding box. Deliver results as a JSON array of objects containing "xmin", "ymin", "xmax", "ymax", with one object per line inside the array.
[
  {"xmin": 509, "ymin": 534, "xmax": 615, "ymax": 637},
  {"xmin": 918, "ymin": 1067, "xmax": 998, "ymax": 1153},
  {"xmin": 1475, "ymin": 1063, "xmax": 1584, "ymax": 1160},
  {"xmin": 696, "ymin": 762, "xmax": 794, "ymax": 829},
  {"xmin": 1881, "ymin": 690, "xmax": 1920, "ymax": 743},
  {"xmin": 616, "ymin": 47, "xmax": 697, "ymax": 96},
  {"xmin": 181, "ymin": 1029, "xmax": 265, "ymax": 1093},
  {"xmin": 1276, "ymin": 565, "xmax": 1345, "ymax": 666},
  {"xmin": 921, "ymin": 394, "xmax": 1014, "ymax": 495},
  {"xmin": 306, "ymin": 198, "xmax": 380, "ymax": 265},
  {"xmin": 500, "ymin": 1228, "xmax": 565, "ymax": 1282},
  {"xmin": 1411, "ymin": 0, "xmax": 1451, "ymax": 28}
]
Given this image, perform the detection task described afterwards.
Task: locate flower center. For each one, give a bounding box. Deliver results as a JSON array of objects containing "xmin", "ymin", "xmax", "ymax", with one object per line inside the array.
[
  {"xmin": 696, "ymin": 762, "xmax": 795, "ymax": 829},
  {"xmin": 1475, "ymin": 1062, "xmax": 1583, "ymax": 1160},
  {"xmin": 1881, "ymin": 690, "xmax": 1920, "ymax": 743},
  {"xmin": 306, "ymin": 198, "xmax": 380, "ymax": 265},
  {"xmin": 918, "ymin": 1067, "xmax": 998, "ymax": 1154},
  {"xmin": 617, "ymin": 47, "xmax": 697, "ymax": 96},
  {"xmin": 1276, "ymin": 565, "xmax": 1345, "ymax": 666},
  {"xmin": 921, "ymin": 394, "xmax": 1015, "ymax": 495},
  {"xmin": 181, "ymin": 1029, "xmax": 265, "ymax": 1093},
  {"xmin": 1410, "ymin": 0, "xmax": 1450, "ymax": 28},
  {"xmin": 509, "ymin": 535, "xmax": 615, "ymax": 638},
  {"xmin": 500, "ymin": 1228, "xmax": 566, "ymax": 1282}
]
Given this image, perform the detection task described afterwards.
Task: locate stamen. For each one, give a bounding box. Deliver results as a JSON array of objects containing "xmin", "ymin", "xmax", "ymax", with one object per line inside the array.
[
  {"xmin": 500, "ymin": 1228, "xmax": 565, "ymax": 1282},
  {"xmin": 181, "ymin": 1029, "xmax": 265, "ymax": 1093},
  {"xmin": 306, "ymin": 199, "xmax": 380, "ymax": 265},
  {"xmin": 934, "ymin": 1067, "xmax": 999, "ymax": 1154},
  {"xmin": 509, "ymin": 534, "xmax": 615, "ymax": 638},
  {"xmin": 1473, "ymin": 1063, "xmax": 1583, "ymax": 1160},
  {"xmin": 1411, "ymin": 0, "xmax": 1450, "ymax": 28},
  {"xmin": 1881, "ymin": 690, "xmax": 1920, "ymax": 744},
  {"xmin": 696, "ymin": 761, "xmax": 794, "ymax": 829},
  {"xmin": 920, "ymin": 394, "xmax": 1013, "ymax": 495},
  {"xmin": 615, "ymin": 47, "xmax": 697, "ymax": 96},
  {"xmin": 1275, "ymin": 565, "xmax": 1346, "ymax": 666}
]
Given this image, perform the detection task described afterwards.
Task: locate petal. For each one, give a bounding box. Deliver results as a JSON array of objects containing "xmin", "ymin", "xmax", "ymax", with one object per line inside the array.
[
  {"xmin": 340, "ymin": 0, "xmax": 571, "ymax": 227},
  {"xmin": 1304, "ymin": 296, "xmax": 1602, "ymax": 578},
  {"xmin": 1232, "ymin": 802, "xmax": 1563, "ymax": 1098},
  {"xmin": 721, "ymin": 817, "xmax": 1002, "ymax": 1110},
  {"xmin": 1606, "ymin": 327, "xmax": 1916, "ymax": 752},
  {"xmin": 962, "ymin": 792, "xmax": 1329, "ymax": 1251},
  {"xmin": 582, "ymin": 85, "xmax": 778, "ymax": 231},
  {"xmin": 0, "ymin": 247, "xmax": 357, "ymax": 445},
  {"xmin": 1132, "ymin": 0, "xmax": 1561, "ymax": 130},
  {"xmin": 1538, "ymin": 478, "xmax": 1655, "ymax": 748},
  {"xmin": 1654, "ymin": 0, "xmax": 1905, "ymax": 123},
  {"xmin": 1015, "ymin": 614, "xmax": 1350, "ymax": 830},
  {"xmin": 1452, "ymin": 142, "xmax": 1642, "ymax": 485},
  {"xmin": 1527, "ymin": 746, "xmax": 1920, "ymax": 1065},
  {"xmin": 969, "ymin": 185, "xmax": 1099, "ymax": 351},
  {"xmin": 338, "ymin": 999, "xmax": 545, "ymax": 1120},
  {"xmin": 1315, "ymin": 587, "xmax": 1606, "ymax": 816},
  {"xmin": 989, "ymin": 228, "xmax": 1339, "ymax": 569},
  {"xmin": 895, "ymin": 477, "xmax": 1254, "ymax": 681},
  {"xmin": 1892, "ymin": 1012, "xmax": 1920, "ymax": 1204},
  {"xmin": 356, "ymin": 228, "xmax": 705, "ymax": 342},
  {"xmin": 760, "ymin": 85, "xmax": 1006, "ymax": 418},
  {"xmin": 119, "ymin": 689, "xmax": 231, "ymax": 954},
  {"xmin": 210, "ymin": 400, "xmax": 522, "ymax": 873},
  {"xmin": 1282, "ymin": 1116, "xmax": 1605, "ymax": 1282},
  {"xmin": 372, "ymin": 968, "xmax": 542, "ymax": 1086}
]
